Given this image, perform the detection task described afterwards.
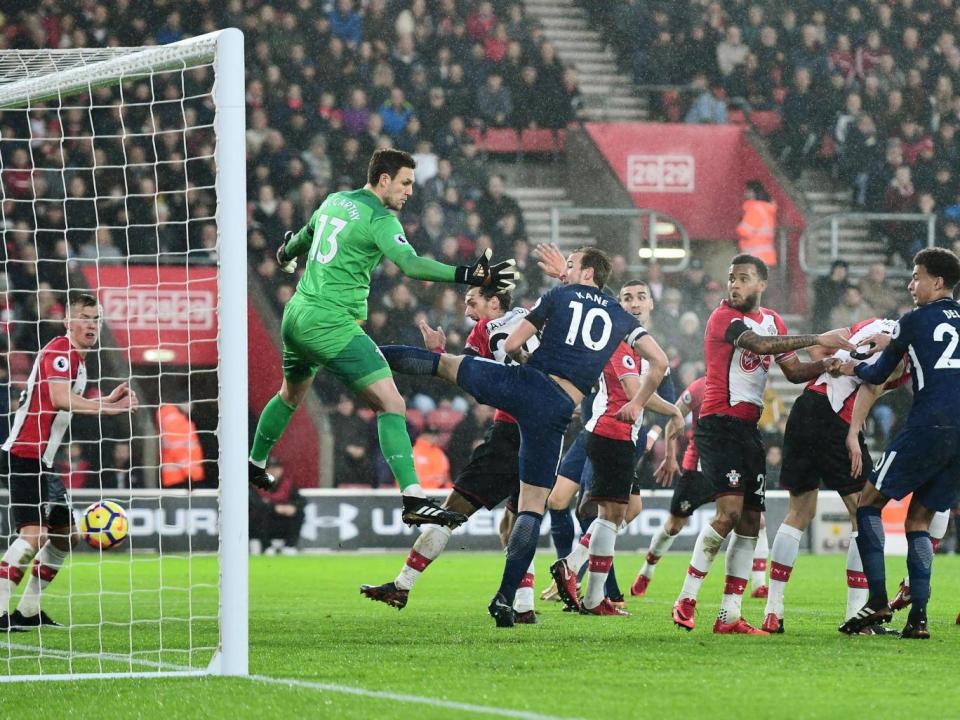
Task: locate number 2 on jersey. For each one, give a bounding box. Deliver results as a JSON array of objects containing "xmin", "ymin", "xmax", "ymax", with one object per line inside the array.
[
  {"xmin": 309, "ymin": 214, "xmax": 347, "ymax": 264},
  {"xmin": 564, "ymin": 301, "xmax": 612, "ymax": 350},
  {"xmin": 933, "ymin": 322, "xmax": 960, "ymax": 369}
]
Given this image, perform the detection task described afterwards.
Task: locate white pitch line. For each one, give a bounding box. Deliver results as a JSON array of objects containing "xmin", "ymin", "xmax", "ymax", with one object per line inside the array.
[{"xmin": 249, "ymin": 674, "xmax": 585, "ymax": 720}]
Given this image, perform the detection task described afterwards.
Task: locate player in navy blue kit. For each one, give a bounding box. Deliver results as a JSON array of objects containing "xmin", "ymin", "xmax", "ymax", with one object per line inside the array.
[
  {"xmin": 380, "ymin": 247, "xmax": 669, "ymax": 627},
  {"xmin": 835, "ymin": 248, "xmax": 960, "ymax": 639}
]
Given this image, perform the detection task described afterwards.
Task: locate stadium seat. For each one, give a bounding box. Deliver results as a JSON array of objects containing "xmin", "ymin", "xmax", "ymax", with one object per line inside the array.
[
  {"xmin": 520, "ymin": 128, "xmax": 566, "ymax": 154},
  {"xmin": 481, "ymin": 127, "xmax": 520, "ymax": 154}
]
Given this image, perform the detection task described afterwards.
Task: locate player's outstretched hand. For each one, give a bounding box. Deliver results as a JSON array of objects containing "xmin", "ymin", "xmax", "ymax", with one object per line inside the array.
[
  {"xmin": 418, "ymin": 319, "xmax": 446, "ymax": 353},
  {"xmin": 534, "ymin": 243, "xmax": 567, "ymax": 280},
  {"xmin": 654, "ymin": 455, "xmax": 679, "ymax": 487},
  {"xmin": 846, "ymin": 431, "xmax": 863, "ymax": 479},
  {"xmin": 456, "ymin": 249, "xmax": 517, "ymax": 291},
  {"xmin": 855, "ymin": 332, "xmax": 892, "ymax": 357},
  {"xmin": 277, "ymin": 231, "xmax": 298, "ymax": 274},
  {"xmin": 816, "ymin": 332, "xmax": 856, "ymax": 352}
]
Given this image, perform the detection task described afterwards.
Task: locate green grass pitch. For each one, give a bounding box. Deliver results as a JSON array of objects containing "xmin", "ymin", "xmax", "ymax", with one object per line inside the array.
[{"xmin": 3, "ymin": 551, "xmax": 959, "ymax": 719}]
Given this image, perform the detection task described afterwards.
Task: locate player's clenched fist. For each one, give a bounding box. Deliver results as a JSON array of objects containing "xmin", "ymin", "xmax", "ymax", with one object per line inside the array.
[
  {"xmin": 455, "ymin": 248, "xmax": 516, "ymax": 291},
  {"xmin": 276, "ymin": 231, "xmax": 299, "ymax": 274}
]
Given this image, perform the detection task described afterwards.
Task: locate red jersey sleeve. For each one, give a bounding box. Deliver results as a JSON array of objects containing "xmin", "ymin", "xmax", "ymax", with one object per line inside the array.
[
  {"xmin": 40, "ymin": 338, "xmax": 76, "ymax": 382},
  {"xmin": 611, "ymin": 342, "xmax": 640, "ymax": 382},
  {"xmin": 771, "ymin": 312, "xmax": 797, "ymax": 363},
  {"xmin": 464, "ymin": 321, "xmax": 489, "ymax": 357}
]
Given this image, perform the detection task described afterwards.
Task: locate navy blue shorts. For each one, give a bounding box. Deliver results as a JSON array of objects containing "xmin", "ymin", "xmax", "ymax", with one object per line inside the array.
[
  {"xmin": 871, "ymin": 426, "xmax": 960, "ymax": 513},
  {"xmin": 558, "ymin": 431, "xmax": 587, "ymax": 481},
  {"xmin": 457, "ymin": 357, "xmax": 576, "ymax": 490}
]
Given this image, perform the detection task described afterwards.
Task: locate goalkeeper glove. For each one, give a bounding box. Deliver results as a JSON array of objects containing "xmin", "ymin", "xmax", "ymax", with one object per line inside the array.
[
  {"xmin": 455, "ymin": 248, "xmax": 517, "ymax": 291},
  {"xmin": 277, "ymin": 231, "xmax": 298, "ymax": 274}
]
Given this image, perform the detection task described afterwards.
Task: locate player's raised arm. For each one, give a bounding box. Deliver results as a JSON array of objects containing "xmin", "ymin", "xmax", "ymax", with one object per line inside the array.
[
  {"xmin": 733, "ymin": 325, "xmax": 856, "ymax": 356},
  {"xmin": 623, "ymin": 332, "xmax": 668, "ymax": 419},
  {"xmin": 373, "ymin": 217, "xmax": 517, "ymax": 291}
]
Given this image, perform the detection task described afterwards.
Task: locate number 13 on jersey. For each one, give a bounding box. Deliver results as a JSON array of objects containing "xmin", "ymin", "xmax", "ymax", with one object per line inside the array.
[{"xmin": 309, "ymin": 214, "xmax": 347, "ymax": 264}]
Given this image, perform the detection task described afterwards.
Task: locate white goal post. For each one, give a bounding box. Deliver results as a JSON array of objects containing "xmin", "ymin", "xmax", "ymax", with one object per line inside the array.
[{"xmin": 0, "ymin": 29, "xmax": 247, "ymax": 680}]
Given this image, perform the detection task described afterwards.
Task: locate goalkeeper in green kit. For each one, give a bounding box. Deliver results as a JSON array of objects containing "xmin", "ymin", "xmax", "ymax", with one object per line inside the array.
[{"xmin": 249, "ymin": 149, "xmax": 517, "ymax": 527}]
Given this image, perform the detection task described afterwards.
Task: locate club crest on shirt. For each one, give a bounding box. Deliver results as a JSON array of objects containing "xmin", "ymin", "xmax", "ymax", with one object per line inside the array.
[
  {"xmin": 726, "ymin": 469, "xmax": 741, "ymax": 487},
  {"xmin": 739, "ymin": 349, "xmax": 771, "ymax": 373}
]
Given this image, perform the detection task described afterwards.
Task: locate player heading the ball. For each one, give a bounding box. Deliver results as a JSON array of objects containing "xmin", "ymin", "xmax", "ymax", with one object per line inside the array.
[{"xmin": 248, "ymin": 148, "xmax": 516, "ymax": 528}]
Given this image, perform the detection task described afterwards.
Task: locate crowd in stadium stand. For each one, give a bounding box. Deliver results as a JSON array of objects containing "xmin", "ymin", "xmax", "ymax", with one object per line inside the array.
[{"xmin": 0, "ymin": 1, "xmax": 934, "ymax": 491}]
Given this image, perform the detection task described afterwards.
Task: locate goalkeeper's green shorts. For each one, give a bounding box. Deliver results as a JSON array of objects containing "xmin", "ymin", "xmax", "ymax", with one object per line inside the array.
[{"xmin": 280, "ymin": 300, "xmax": 392, "ymax": 391}]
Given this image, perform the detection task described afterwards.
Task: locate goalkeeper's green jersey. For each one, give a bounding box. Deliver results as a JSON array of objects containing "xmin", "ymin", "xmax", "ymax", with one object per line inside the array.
[{"xmin": 284, "ymin": 188, "xmax": 455, "ymax": 321}]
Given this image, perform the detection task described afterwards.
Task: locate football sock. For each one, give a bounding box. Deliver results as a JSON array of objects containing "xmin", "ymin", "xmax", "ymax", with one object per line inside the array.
[
  {"xmin": 766, "ymin": 523, "xmax": 803, "ymax": 618},
  {"xmin": 549, "ymin": 508, "xmax": 575, "ymax": 558},
  {"xmin": 395, "ymin": 525, "xmax": 453, "ymax": 590},
  {"xmin": 376, "ymin": 412, "xmax": 423, "ymax": 495},
  {"xmin": 0, "ymin": 538, "xmax": 36, "ymax": 613},
  {"xmin": 514, "ymin": 560, "xmax": 536, "ymax": 613},
  {"xmin": 856, "ymin": 506, "xmax": 888, "ymax": 605},
  {"xmin": 584, "ymin": 519, "xmax": 617, "ymax": 609},
  {"xmin": 640, "ymin": 527, "xmax": 678, "ymax": 579},
  {"xmin": 905, "ymin": 530, "xmax": 933, "ymax": 621},
  {"xmin": 249, "ymin": 393, "xmax": 296, "ymax": 464},
  {"xmin": 378, "ymin": 345, "xmax": 440, "ymax": 376},
  {"xmin": 718, "ymin": 533, "xmax": 757, "ymax": 624},
  {"xmin": 497, "ymin": 511, "xmax": 542, "ymax": 605},
  {"xmin": 679, "ymin": 523, "xmax": 724, "ymax": 601},
  {"xmin": 845, "ymin": 531, "xmax": 868, "ymax": 620},
  {"xmin": 16, "ymin": 541, "xmax": 67, "ymax": 617},
  {"xmin": 565, "ymin": 521, "xmax": 593, "ymax": 574},
  {"xmin": 752, "ymin": 527, "xmax": 769, "ymax": 588},
  {"xmin": 604, "ymin": 561, "xmax": 622, "ymax": 600}
]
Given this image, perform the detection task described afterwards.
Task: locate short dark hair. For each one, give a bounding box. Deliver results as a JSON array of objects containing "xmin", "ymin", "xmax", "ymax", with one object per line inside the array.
[
  {"xmin": 914, "ymin": 247, "xmax": 960, "ymax": 290},
  {"xmin": 478, "ymin": 285, "xmax": 512, "ymax": 311},
  {"xmin": 619, "ymin": 279, "xmax": 649, "ymax": 295},
  {"xmin": 68, "ymin": 291, "xmax": 98, "ymax": 310},
  {"xmin": 367, "ymin": 148, "xmax": 416, "ymax": 186},
  {"xmin": 730, "ymin": 253, "xmax": 768, "ymax": 280},
  {"xmin": 576, "ymin": 246, "xmax": 612, "ymax": 289}
]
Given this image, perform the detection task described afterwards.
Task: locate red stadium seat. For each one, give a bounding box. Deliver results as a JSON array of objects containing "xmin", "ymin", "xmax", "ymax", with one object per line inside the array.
[
  {"xmin": 520, "ymin": 128, "xmax": 566, "ymax": 154},
  {"xmin": 481, "ymin": 128, "xmax": 519, "ymax": 154}
]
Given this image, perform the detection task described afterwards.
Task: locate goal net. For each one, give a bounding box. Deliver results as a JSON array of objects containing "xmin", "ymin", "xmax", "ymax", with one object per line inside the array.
[{"xmin": 0, "ymin": 29, "xmax": 247, "ymax": 680}]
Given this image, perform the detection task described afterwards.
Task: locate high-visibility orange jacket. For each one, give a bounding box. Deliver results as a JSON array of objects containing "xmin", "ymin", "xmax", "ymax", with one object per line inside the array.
[
  {"xmin": 736, "ymin": 199, "xmax": 777, "ymax": 266},
  {"xmin": 412, "ymin": 436, "xmax": 451, "ymax": 489},
  {"xmin": 156, "ymin": 404, "xmax": 204, "ymax": 487}
]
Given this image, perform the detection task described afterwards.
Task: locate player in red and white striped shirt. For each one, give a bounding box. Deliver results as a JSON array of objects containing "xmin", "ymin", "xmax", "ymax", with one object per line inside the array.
[
  {"xmin": 0, "ymin": 293, "xmax": 138, "ymax": 632},
  {"xmin": 671, "ymin": 255, "xmax": 854, "ymax": 635},
  {"xmin": 762, "ymin": 318, "xmax": 909, "ymax": 633}
]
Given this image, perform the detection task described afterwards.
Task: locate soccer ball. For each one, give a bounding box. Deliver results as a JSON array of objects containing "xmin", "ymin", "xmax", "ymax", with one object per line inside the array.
[{"xmin": 80, "ymin": 500, "xmax": 129, "ymax": 550}]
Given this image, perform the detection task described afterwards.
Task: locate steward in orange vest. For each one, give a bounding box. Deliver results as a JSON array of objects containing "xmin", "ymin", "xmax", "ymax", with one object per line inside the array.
[
  {"xmin": 156, "ymin": 403, "xmax": 205, "ymax": 488},
  {"xmin": 736, "ymin": 180, "xmax": 777, "ymax": 266}
]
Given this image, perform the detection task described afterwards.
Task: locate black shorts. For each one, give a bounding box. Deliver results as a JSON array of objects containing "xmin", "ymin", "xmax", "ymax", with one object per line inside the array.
[
  {"xmin": 584, "ymin": 432, "xmax": 636, "ymax": 505},
  {"xmin": 454, "ymin": 421, "xmax": 521, "ymax": 511},
  {"xmin": 669, "ymin": 469, "xmax": 715, "ymax": 517},
  {"xmin": 695, "ymin": 414, "xmax": 766, "ymax": 511},
  {"xmin": 780, "ymin": 390, "xmax": 871, "ymax": 496},
  {"xmin": 4, "ymin": 451, "xmax": 73, "ymax": 530}
]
